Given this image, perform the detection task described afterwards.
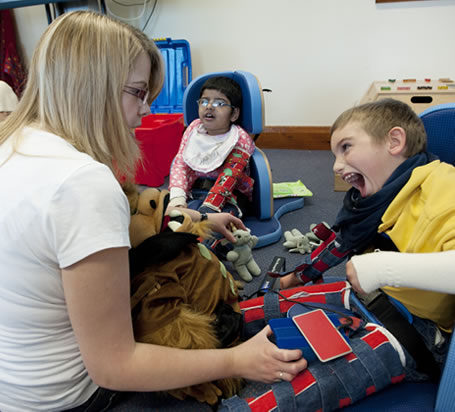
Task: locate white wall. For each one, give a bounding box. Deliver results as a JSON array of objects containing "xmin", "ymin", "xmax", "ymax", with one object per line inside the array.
[{"xmin": 13, "ymin": 0, "xmax": 455, "ymax": 126}]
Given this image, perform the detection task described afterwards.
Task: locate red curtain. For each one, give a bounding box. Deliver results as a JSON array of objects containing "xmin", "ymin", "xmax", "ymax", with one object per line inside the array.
[{"xmin": 0, "ymin": 10, "xmax": 26, "ymax": 97}]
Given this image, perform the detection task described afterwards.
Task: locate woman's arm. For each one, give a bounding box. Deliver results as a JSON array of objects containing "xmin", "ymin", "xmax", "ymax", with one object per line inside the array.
[
  {"xmin": 347, "ymin": 250, "xmax": 455, "ymax": 295},
  {"xmin": 62, "ymin": 247, "xmax": 307, "ymax": 391}
]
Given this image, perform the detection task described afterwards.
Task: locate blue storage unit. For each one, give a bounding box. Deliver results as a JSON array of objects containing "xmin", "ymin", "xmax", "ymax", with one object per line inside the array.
[{"xmin": 151, "ymin": 38, "xmax": 192, "ymax": 114}]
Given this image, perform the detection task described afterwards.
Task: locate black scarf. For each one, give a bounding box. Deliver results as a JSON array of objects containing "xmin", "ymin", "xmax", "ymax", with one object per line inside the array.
[{"xmin": 334, "ymin": 152, "xmax": 436, "ymax": 252}]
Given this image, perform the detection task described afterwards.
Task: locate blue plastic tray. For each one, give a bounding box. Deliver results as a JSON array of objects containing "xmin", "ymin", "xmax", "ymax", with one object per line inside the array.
[{"xmin": 151, "ymin": 38, "xmax": 192, "ymax": 114}]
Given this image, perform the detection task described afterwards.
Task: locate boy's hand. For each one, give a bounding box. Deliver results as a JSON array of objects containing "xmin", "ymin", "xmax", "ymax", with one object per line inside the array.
[{"xmin": 280, "ymin": 272, "xmax": 302, "ymax": 289}]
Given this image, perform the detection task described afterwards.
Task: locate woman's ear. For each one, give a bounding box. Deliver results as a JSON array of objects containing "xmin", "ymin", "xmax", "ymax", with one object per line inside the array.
[
  {"xmin": 387, "ymin": 127, "xmax": 407, "ymax": 156},
  {"xmin": 230, "ymin": 107, "xmax": 240, "ymax": 123}
]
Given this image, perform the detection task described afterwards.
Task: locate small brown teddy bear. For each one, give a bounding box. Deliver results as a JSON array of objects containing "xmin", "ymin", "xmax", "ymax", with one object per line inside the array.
[{"xmin": 124, "ymin": 184, "xmax": 244, "ymax": 405}]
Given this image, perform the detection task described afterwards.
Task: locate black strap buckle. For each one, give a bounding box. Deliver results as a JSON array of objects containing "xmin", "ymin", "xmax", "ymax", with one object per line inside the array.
[{"xmin": 356, "ymin": 289, "xmax": 383, "ymax": 309}]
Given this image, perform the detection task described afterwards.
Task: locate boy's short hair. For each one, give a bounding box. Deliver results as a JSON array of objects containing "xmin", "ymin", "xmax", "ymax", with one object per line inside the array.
[
  {"xmin": 200, "ymin": 76, "xmax": 243, "ymax": 110},
  {"xmin": 331, "ymin": 98, "xmax": 427, "ymax": 157}
]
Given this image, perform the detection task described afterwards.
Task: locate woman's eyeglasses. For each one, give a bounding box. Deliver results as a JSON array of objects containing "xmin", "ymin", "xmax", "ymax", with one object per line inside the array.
[
  {"xmin": 123, "ymin": 86, "xmax": 149, "ymax": 105},
  {"xmin": 196, "ymin": 98, "xmax": 234, "ymax": 109}
]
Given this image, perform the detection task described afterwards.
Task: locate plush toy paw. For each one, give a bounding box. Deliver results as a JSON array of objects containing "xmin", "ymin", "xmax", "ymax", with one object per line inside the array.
[{"xmin": 283, "ymin": 223, "xmax": 327, "ymax": 255}]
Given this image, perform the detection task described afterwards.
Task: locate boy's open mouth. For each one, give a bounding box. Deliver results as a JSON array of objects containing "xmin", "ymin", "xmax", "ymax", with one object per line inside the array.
[{"xmin": 343, "ymin": 172, "xmax": 366, "ymax": 195}]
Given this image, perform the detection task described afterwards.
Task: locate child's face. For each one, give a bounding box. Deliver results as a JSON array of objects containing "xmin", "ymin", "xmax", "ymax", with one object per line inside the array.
[
  {"xmin": 122, "ymin": 51, "xmax": 151, "ymax": 129},
  {"xmin": 198, "ymin": 89, "xmax": 239, "ymax": 135},
  {"xmin": 331, "ymin": 121, "xmax": 404, "ymax": 198}
]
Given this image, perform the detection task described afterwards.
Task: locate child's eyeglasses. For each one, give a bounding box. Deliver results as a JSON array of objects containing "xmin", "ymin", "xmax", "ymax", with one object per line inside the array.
[
  {"xmin": 197, "ymin": 98, "xmax": 234, "ymax": 109},
  {"xmin": 123, "ymin": 86, "xmax": 149, "ymax": 105}
]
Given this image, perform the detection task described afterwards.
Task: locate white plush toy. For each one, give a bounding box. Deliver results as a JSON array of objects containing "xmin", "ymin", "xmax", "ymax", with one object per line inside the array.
[{"xmin": 226, "ymin": 229, "xmax": 261, "ymax": 282}]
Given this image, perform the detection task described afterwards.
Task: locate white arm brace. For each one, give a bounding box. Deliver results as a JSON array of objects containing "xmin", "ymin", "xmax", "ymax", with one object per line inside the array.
[{"xmin": 350, "ymin": 250, "xmax": 455, "ymax": 294}]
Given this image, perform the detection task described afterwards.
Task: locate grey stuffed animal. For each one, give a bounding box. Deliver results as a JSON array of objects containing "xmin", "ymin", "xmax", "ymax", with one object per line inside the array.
[{"xmin": 226, "ymin": 229, "xmax": 261, "ymax": 282}]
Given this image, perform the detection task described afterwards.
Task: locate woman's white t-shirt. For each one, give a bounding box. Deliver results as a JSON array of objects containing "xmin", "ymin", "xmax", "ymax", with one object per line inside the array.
[{"xmin": 0, "ymin": 127, "xmax": 131, "ymax": 411}]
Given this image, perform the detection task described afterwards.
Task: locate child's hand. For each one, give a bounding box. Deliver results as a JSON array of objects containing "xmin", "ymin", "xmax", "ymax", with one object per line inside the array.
[
  {"xmin": 346, "ymin": 260, "xmax": 367, "ymax": 295},
  {"xmin": 231, "ymin": 325, "xmax": 307, "ymax": 383},
  {"xmin": 280, "ymin": 272, "xmax": 302, "ymax": 289}
]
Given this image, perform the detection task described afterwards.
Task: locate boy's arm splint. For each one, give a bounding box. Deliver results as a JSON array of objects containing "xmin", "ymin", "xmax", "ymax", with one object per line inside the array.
[
  {"xmin": 201, "ymin": 148, "xmax": 253, "ymax": 212},
  {"xmin": 270, "ymin": 222, "xmax": 351, "ymax": 284}
]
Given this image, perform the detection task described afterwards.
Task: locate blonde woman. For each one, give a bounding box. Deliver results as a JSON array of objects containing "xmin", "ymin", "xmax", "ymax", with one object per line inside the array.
[{"xmin": 0, "ymin": 11, "xmax": 306, "ymax": 411}]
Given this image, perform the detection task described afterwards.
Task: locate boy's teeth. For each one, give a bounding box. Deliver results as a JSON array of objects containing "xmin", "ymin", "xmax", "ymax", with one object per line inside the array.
[
  {"xmin": 344, "ymin": 173, "xmax": 357, "ymax": 183},
  {"xmin": 343, "ymin": 173, "xmax": 353, "ymax": 182}
]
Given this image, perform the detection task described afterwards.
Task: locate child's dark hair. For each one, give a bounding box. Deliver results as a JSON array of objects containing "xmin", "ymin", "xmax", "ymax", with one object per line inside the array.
[
  {"xmin": 331, "ymin": 98, "xmax": 427, "ymax": 157},
  {"xmin": 200, "ymin": 76, "xmax": 243, "ymax": 110}
]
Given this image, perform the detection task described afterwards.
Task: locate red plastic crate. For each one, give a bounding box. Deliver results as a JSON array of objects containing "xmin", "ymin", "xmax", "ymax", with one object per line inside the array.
[{"xmin": 135, "ymin": 114, "xmax": 184, "ymax": 187}]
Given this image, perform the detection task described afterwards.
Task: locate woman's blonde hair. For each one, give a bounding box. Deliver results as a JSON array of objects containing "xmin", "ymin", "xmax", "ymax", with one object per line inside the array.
[{"xmin": 0, "ymin": 10, "xmax": 163, "ymax": 181}]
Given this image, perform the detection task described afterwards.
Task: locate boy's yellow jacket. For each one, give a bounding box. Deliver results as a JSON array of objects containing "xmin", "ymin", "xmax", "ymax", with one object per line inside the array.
[{"xmin": 379, "ymin": 160, "xmax": 455, "ymax": 330}]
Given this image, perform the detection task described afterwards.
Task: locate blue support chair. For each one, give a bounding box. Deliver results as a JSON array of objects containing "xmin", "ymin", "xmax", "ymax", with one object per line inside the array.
[
  {"xmin": 419, "ymin": 102, "xmax": 455, "ymax": 166},
  {"xmin": 182, "ymin": 70, "xmax": 304, "ymax": 248}
]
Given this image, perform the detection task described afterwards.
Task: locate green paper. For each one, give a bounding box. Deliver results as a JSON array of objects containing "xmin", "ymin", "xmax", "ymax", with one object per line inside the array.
[{"xmin": 273, "ymin": 180, "xmax": 313, "ymax": 198}]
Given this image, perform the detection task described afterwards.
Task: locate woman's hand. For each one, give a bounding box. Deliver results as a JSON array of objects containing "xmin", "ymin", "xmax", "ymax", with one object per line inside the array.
[
  {"xmin": 166, "ymin": 206, "xmax": 246, "ymax": 243},
  {"xmin": 206, "ymin": 212, "xmax": 246, "ymax": 243},
  {"xmin": 345, "ymin": 259, "xmax": 367, "ymax": 295},
  {"xmin": 231, "ymin": 325, "xmax": 308, "ymax": 383}
]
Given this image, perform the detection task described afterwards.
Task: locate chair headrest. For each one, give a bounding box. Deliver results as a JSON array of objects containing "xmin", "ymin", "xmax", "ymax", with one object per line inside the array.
[
  {"xmin": 419, "ymin": 102, "xmax": 455, "ymax": 165},
  {"xmin": 183, "ymin": 70, "xmax": 264, "ymax": 134}
]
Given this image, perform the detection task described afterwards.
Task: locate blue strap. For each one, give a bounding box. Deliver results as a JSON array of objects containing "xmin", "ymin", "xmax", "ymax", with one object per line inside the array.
[
  {"xmin": 264, "ymin": 291, "xmax": 281, "ymax": 324},
  {"xmin": 309, "ymin": 361, "xmax": 343, "ymax": 411},
  {"xmin": 271, "ymin": 380, "xmax": 297, "ymax": 412},
  {"xmin": 326, "ymin": 356, "xmax": 367, "ymax": 403},
  {"xmin": 350, "ymin": 334, "xmax": 396, "ymax": 390}
]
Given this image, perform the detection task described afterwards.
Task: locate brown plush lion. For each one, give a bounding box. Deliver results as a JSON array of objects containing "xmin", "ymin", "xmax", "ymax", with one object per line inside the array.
[{"xmin": 124, "ymin": 184, "xmax": 244, "ymax": 405}]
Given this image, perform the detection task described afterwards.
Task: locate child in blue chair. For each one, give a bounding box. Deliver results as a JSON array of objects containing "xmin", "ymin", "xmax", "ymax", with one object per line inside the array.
[
  {"xmin": 168, "ymin": 76, "xmax": 255, "ymax": 218},
  {"xmin": 221, "ymin": 98, "xmax": 455, "ymax": 411},
  {"xmin": 168, "ymin": 76, "xmax": 256, "ymax": 260}
]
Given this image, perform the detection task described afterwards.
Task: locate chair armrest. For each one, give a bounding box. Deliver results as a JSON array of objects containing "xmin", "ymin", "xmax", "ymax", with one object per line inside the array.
[{"xmin": 250, "ymin": 148, "xmax": 273, "ymax": 220}]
